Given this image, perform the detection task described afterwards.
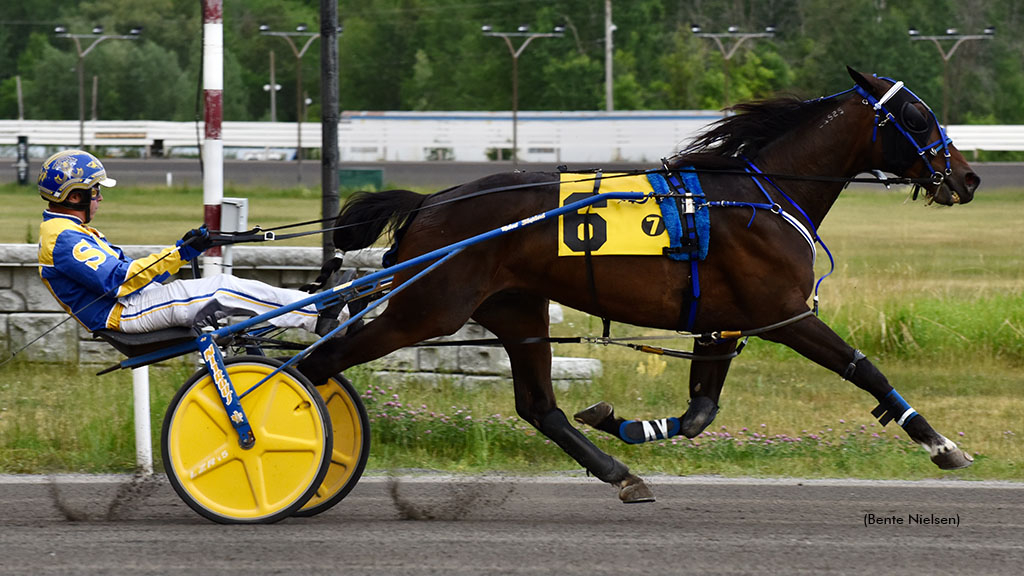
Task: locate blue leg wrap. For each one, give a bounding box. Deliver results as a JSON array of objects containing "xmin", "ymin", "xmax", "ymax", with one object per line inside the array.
[
  {"xmin": 871, "ymin": 389, "xmax": 919, "ymax": 428},
  {"xmin": 618, "ymin": 417, "xmax": 682, "ymax": 444}
]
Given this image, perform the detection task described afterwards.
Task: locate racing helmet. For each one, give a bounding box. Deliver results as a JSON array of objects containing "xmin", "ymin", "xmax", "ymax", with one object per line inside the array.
[{"xmin": 37, "ymin": 150, "xmax": 117, "ymax": 204}]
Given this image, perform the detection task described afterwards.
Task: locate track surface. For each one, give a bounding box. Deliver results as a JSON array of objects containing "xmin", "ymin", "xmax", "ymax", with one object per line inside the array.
[{"xmin": 1, "ymin": 474, "xmax": 1021, "ymax": 575}]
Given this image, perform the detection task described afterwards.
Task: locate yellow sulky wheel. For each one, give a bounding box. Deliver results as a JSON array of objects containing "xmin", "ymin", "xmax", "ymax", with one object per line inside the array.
[
  {"xmin": 161, "ymin": 356, "xmax": 332, "ymax": 524},
  {"xmin": 293, "ymin": 374, "xmax": 370, "ymax": 517}
]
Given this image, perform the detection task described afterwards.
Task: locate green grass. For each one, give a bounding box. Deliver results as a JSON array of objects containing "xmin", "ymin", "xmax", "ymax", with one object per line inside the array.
[
  {"xmin": 356, "ymin": 351, "xmax": 1021, "ymax": 480},
  {"xmin": 1, "ymin": 183, "xmax": 1021, "ymax": 479}
]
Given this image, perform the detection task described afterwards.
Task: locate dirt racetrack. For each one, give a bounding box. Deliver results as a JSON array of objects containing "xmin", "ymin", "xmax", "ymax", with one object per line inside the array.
[{"xmin": 0, "ymin": 474, "xmax": 1021, "ymax": 575}]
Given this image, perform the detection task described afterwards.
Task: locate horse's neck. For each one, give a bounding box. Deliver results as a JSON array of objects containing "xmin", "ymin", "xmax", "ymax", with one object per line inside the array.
[{"xmin": 755, "ymin": 115, "xmax": 871, "ymax": 230}]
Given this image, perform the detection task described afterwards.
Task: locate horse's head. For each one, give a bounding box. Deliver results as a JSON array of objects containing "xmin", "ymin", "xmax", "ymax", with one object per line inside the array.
[{"xmin": 847, "ymin": 67, "xmax": 980, "ymax": 206}]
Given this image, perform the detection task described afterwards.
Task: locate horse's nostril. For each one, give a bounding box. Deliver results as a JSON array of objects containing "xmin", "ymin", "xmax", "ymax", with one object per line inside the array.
[{"xmin": 967, "ymin": 172, "xmax": 980, "ymax": 191}]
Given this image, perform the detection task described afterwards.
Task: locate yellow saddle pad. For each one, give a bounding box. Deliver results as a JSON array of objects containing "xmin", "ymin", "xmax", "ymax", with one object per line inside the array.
[{"xmin": 557, "ymin": 173, "xmax": 668, "ymax": 256}]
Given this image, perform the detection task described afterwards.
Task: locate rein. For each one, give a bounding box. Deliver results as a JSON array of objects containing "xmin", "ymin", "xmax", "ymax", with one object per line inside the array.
[{"xmin": 205, "ymin": 166, "xmax": 936, "ymax": 246}]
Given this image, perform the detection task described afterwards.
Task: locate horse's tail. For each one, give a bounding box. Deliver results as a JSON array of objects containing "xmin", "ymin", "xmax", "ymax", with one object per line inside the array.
[{"xmin": 332, "ymin": 189, "xmax": 426, "ymax": 251}]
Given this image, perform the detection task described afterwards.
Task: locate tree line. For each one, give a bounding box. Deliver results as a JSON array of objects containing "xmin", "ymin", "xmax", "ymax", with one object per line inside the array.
[{"xmin": 2, "ymin": 0, "xmax": 1022, "ymax": 126}]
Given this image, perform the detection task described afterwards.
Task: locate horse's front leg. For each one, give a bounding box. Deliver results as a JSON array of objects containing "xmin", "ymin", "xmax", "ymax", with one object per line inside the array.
[
  {"xmin": 762, "ymin": 314, "xmax": 973, "ymax": 470},
  {"xmin": 574, "ymin": 339, "xmax": 737, "ymax": 442},
  {"xmin": 472, "ymin": 291, "xmax": 654, "ymax": 503}
]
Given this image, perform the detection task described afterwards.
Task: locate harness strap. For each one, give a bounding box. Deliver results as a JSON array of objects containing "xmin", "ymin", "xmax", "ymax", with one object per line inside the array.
[
  {"xmin": 662, "ymin": 170, "xmax": 702, "ymax": 332},
  {"xmin": 583, "ymin": 172, "xmax": 612, "ymax": 338},
  {"xmin": 842, "ymin": 349, "xmax": 867, "ymax": 380}
]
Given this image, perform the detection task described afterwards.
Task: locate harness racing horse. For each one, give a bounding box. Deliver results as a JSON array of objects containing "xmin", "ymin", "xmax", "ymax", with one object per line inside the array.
[{"xmin": 298, "ymin": 68, "xmax": 980, "ymax": 502}]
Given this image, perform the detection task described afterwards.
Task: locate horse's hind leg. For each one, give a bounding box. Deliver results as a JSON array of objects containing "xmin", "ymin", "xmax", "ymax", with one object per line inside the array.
[
  {"xmin": 681, "ymin": 339, "xmax": 736, "ymax": 436},
  {"xmin": 472, "ymin": 291, "xmax": 654, "ymax": 503},
  {"xmin": 762, "ymin": 314, "xmax": 973, "ymax": 470},
  {"xmin": 574, "ymin": 339, "xmax": 737, "ymax": 442}
]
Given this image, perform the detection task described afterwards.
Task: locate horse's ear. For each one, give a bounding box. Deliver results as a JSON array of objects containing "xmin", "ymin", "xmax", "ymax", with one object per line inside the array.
[{"xmin": 847, "ymin": 66, "xmax": 874, "ymax": 90}]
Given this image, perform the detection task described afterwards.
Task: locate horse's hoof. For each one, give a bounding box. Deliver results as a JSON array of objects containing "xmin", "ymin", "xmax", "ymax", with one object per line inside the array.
[
  {"xmin": 932, "ymin": 448, "xmax": 974, "ymax": 470},
  {"xmin": 680, "ymin": 396, "xmax": 719, "ymax": 438},
  {"xmin": 574, "ymin": 401, "xmax": 614, "ymax": 428},
  {"xmin": 618, "ymin": 475, "xmax": 655, "ymax": 503}
]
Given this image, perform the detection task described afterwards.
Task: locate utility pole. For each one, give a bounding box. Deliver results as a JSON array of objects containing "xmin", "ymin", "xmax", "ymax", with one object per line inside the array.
[
  {"xmin": 908, "ymin": 26, "xmax": 995, "ymax": 125},
  {"xmin": 320, "ymin": 0, "xmax": 342, "ymax": 264},
  {"xmin": 91, "ymin": 76, "xmax": 98, "ymax": 121},
  {"xmin": 482, "ymin": 25, "xmax": 564, "ymax": 167},
  {"xmin": 263, "ymin": 50, "xmax": 281, "ymax": 122},
  {"xmin": 54, "ymin": 25, "xmax": 142, "ymax": 148},
  {"xmin": 260, "ymin": 23, "xmax": 321, "ymax": 183},
  {"xmin": 691, "ymin": 24, "xmax": 775, "ymax": 108},
  {"xmin": 605, "ymin": 0, "xmax": 614, "ymax": 112}
]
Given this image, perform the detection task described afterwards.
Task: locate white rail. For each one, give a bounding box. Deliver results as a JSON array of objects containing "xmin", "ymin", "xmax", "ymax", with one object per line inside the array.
[{"xmin": 2, "ymin": 113, "xmax": 1022, "ymax": 163}]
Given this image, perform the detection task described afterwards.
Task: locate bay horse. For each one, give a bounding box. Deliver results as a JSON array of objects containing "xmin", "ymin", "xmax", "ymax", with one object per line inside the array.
[{"xmin": 297, "ymin": 68, "xmax": 980, "ymax": 502}]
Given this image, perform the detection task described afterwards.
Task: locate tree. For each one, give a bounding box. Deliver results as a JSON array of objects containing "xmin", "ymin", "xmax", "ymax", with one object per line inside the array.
[{"xmin": 2, "ymin": 0, "xmax": 1023, "ymax": 124}]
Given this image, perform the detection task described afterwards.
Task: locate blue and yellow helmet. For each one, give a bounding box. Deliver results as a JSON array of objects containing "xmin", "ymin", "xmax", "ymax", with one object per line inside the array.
[{"xmin": 37, "ymin": 150, "xmax": 117, "ymax": 204}]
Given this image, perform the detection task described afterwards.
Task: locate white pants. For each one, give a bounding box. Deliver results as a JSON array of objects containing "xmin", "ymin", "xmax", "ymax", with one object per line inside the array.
[{"xmin": 117, "ymin": 275, "xmax": 319, "ymax": 334}]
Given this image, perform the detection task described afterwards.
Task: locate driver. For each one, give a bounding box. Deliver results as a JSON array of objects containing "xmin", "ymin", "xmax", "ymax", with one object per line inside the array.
[{"xmin": 36, "ymin": 150, "xmax": 347, "ymax": 336}]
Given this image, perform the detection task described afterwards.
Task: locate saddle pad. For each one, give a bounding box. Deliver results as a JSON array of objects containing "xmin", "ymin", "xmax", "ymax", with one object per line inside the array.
[
  {"xmin": 557, "ymin": 173, "xmax": 668, "ymax": 257},
  {"xmin": 557, "ymin": 172, "xmax": 709, "ymax": 260}
]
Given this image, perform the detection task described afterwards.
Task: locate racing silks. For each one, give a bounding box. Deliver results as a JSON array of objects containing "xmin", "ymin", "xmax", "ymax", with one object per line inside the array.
[{"xmin": 37, "ymin": 210, "xmax": 188, "ymax": 331}]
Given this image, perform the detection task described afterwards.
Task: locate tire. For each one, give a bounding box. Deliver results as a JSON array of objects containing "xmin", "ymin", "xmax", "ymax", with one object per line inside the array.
[
  {"xmin": 293, "ymin": 374, "xmax": 371, "ymax": 517},
  {"xmin": 161, "ymin": 356, "xmax": 332, "ymax": 524}
]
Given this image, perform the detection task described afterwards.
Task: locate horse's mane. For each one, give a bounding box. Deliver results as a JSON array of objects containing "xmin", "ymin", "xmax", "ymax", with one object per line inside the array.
[{"xmin": 667, "ymin": 94, "xmax": 839, "ymax": 169}]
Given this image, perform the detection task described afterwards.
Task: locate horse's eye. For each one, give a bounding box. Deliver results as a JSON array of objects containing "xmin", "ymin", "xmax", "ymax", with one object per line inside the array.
[{"xmin": 900, "ymin": 102, "xmax": 929, "ymax": 132}]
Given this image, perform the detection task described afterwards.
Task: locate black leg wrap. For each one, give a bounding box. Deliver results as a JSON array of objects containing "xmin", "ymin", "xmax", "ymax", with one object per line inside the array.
[
  {"xmin": 842, "ymin": 349, "xmax": 867, "ymax": 381},
  {"xmin": 540, "ymin": 409, "xmax": 629, "ymax": 483}
]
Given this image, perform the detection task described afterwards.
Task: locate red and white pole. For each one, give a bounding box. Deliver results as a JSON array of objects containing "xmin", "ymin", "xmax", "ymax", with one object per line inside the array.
[{"xmin": 202, "ymin": 0, "xmax": 224, "ymax": 276}]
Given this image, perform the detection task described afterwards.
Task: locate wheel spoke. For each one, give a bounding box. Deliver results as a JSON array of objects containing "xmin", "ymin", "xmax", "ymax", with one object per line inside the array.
[
  {"xmin": 257, "ymin": 430, "xmax": 321, "ymax": 453},
  {"xmin": 188, "ymin": 385, "xmax": 232, "ymax": 436},
  {"xmin": 253, "ymin": 379, "xmax": 281, "ymax": 425},
  {"xmin": 331, "ymin": 448, "xmax": 356, "ymax": 468},
  {"xmin": 239, "ymin": 450, "xmax": 270, "ymax": 515}
]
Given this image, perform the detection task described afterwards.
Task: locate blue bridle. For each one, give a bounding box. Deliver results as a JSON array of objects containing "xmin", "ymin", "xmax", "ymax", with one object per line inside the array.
[{"xmin": 851, "ymin": 78, "xmax": 953, "ymax": 187}]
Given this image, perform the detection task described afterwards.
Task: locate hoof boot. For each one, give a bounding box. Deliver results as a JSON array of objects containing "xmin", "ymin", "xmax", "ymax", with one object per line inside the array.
[
  {"xmin": 618, "ymin": 475, "xmax": 655, "ymax": 503},
  {"xmin": 932, "ymin": 448, "xmax": 974, "ymax": 470},
  {"xmin": 574, "ymin": 401, "xmax": 614, "ymax": 428}
]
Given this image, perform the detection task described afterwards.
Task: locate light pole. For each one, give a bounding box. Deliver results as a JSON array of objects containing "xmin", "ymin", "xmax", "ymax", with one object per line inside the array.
[
  {"xmin": 691, "ymin": 24, "xmax": 775, "ymax": 108},
  {"xmin": 604, "ymin": 0, "xmax": 615, "ymax": 112},
  {"xmin": 909, "ymin": 26, "xmax": 995, "ymax": 126},
  {"xmin": 55, "ymin": 25, "xmax": 142, "ymax": 148},
  {"xmin": 482, "ymin": 24, "xmax": 564, "ymax": 167},
  {"xmin": 260, "ymin": 23, "xmax": 320, "ymax": 182},
  {"xmin": 263, "ymin": 50, "xmax": 282, "ymax": 122}
]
